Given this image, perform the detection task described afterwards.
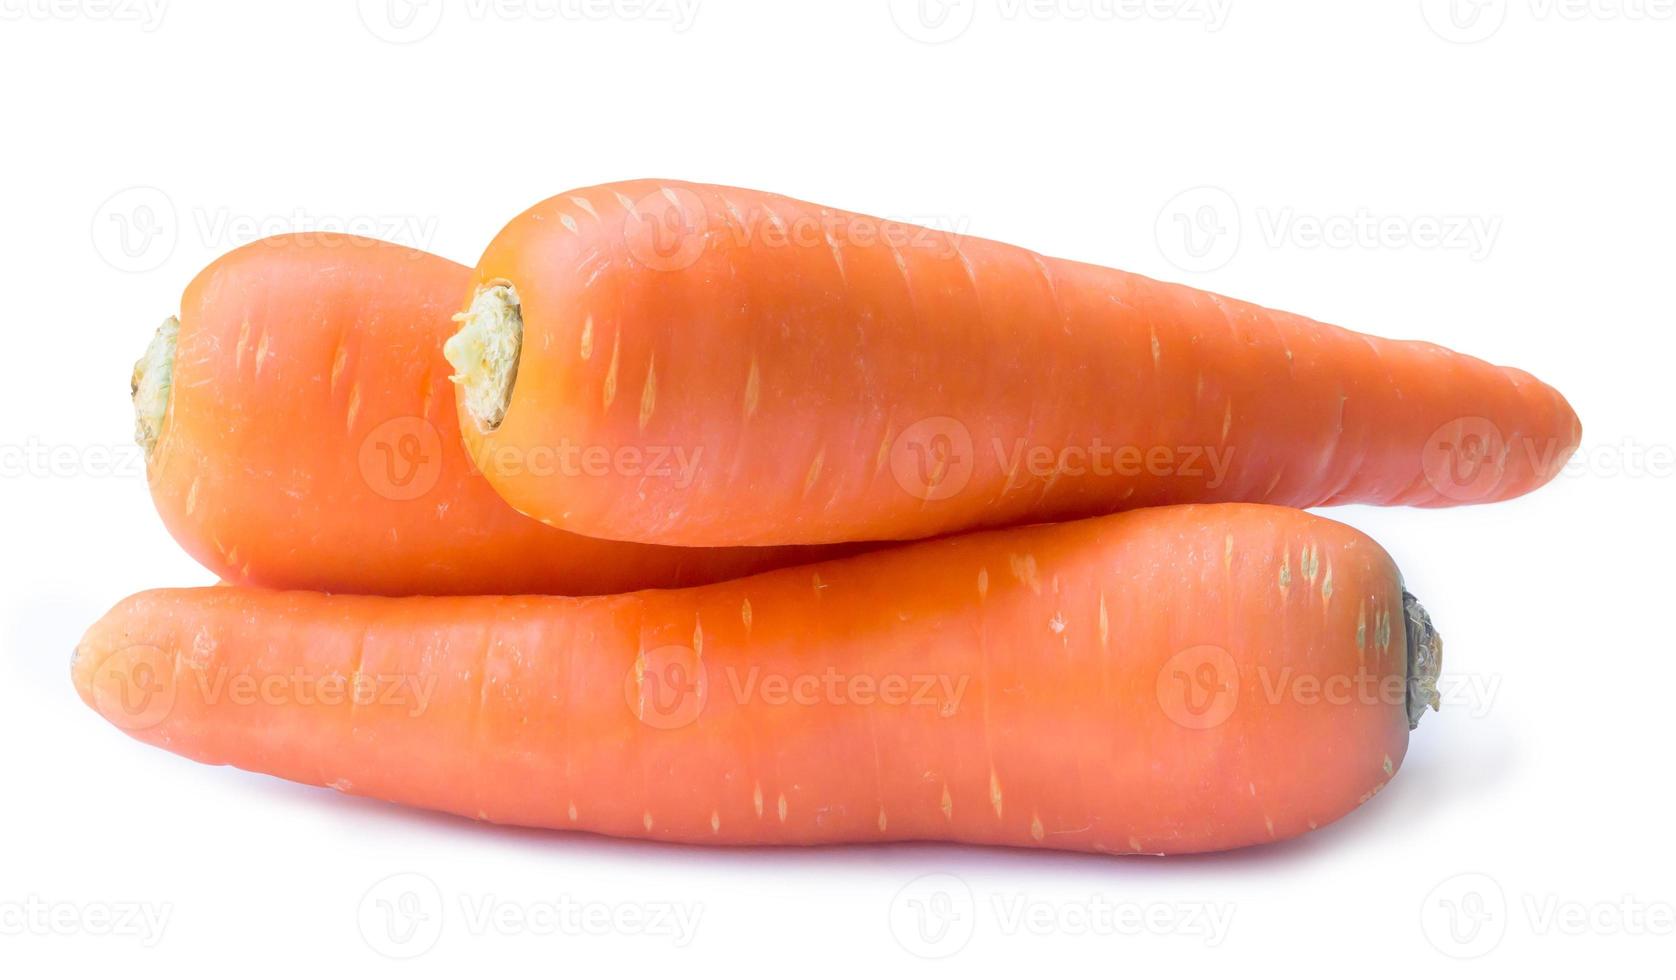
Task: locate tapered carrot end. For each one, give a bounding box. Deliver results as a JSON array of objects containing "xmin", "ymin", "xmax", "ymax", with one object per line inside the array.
[
  {"xmin": 71, "ymin": 595, "xmax": 182, "ymax": 736},
  {"xmin": 1403, "ymin": 590, "xmax": 1443, "ymax": 730},
  {"xmin": 1414, "ymin": 373, "xmax": 1582, "ymax": 507},
  {"xmin": 444, "ymin": 283, "xmax": 522, "ymax": 433},
  {"xmin": 1516, "ymin": 368, "xmax": 1582, "ymax": 493},
  {"xmin": 1516, "ymin": 372, "xmax": 1583, "ymax": 495},
  {"xmin": 1554, "ymin": 390, "xmax": 1584, "ymax": 480},
  {"xmin": 69, "ymin": 637, "xmax": 100, "ymax": 712}
]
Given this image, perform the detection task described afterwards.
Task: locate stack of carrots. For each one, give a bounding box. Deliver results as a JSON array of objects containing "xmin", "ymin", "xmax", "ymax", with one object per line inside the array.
[{"xmin": 76, "ymin": 180, "xmax": 1579, "ymax": 856}]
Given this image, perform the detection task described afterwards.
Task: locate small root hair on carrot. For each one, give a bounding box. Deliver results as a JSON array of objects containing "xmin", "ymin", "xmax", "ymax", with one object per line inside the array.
[
  {"xmin": 444, "ymin": 282, "xmax": 523, "ymax": 432},
  {"xmin": 132, "ymin": 316, "xmax": 180, "ymax": 455}
]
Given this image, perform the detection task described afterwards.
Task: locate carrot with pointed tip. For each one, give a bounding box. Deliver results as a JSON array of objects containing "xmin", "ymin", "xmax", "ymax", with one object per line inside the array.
[
  {"xmin": 447, "ymin": 178, "xmax": 1580, "ymax": 547},
  {"xmin": 74, "ymin": 503, "xmax": 1438, "ymax": 855},
  {"xmin": 137, "ymin": 233, "xmax": 849, "ymax": 596}
]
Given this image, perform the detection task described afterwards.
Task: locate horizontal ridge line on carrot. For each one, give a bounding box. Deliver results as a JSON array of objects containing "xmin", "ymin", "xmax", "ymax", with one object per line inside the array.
[
  {"xmin": 445, "ymin": 178, "xmax": 1580, "ymax": 547},
  {"xmin": 75, "ymin": 503, "xmax": 1436, "ymax": 856}
]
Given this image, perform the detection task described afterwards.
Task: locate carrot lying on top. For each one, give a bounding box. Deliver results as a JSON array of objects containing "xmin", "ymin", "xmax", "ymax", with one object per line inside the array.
[
  {"xmin": 446, "ymin": 178, "xmax": 1580, "ymax": 547},
  {"xmin": 74, "ymin": 503, "xmax": 1439, "ymax": 855},
  {"xmin": 134, "ymin": 234, "xmax": 850, "ymax": 596}
]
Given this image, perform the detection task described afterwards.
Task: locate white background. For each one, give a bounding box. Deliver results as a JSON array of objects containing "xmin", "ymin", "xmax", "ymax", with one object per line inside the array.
[{"xmin": 3, "ymin": 0, "xmax": 1672, "ymax": 974}]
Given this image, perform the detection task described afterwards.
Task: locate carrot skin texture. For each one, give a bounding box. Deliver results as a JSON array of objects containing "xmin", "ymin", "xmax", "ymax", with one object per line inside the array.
[
  {"xmin": 149, "ymin": 234, "xmax": 849, "ymax": 596},
  {"xmin": 76, "ymin": 504, "xmax": 1412, "ymax": 855},
  {"xmin": 465, "ymin": 179, "xmax": 1581, "ymax": 546}
]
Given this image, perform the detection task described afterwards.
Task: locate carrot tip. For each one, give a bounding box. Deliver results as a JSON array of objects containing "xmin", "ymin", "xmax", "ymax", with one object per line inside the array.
[
  {"xmin": 132, "ymin": 316, "xmax": 178, "ymax": 456},
  {"xmin": 1403, "ymin": 590, "xmax": 1443, "ymax": 730},
  {"xmin": 444, "ymin": 283, "xmax": 522, "ymax": 432}
]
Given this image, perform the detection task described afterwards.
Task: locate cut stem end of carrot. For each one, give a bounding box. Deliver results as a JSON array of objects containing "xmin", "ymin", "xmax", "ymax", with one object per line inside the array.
[
  {"xmin": 444, "ymin": 282, "xmax": 522, "ymax": 432},
  {"xmin": 131, "ymin": 316, "xmax": 179, "ymax": 456},
  {"xmin": 1403, "ymin": 590, "xmax": 1443, "ymax": 730}
]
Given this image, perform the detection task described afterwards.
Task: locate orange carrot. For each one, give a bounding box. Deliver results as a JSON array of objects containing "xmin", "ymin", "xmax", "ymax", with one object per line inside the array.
[
  {"xmin": 446, "ymin": 179, "xmax": 1580, "ymax": 547},
  {"xmin": 136, "ymin": 233, "xmax": 850, "ymax": 596},
  {"xmin": 74, "ymin": 504, "xmax": 1437, "ymax": 855}
]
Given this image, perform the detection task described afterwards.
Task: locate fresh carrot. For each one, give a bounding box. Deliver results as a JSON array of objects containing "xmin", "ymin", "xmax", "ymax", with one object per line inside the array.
[
  {"xmin": 136, "ymin": 233, "xmax": 850, "ymax": 596},
  {"xmin": 74, "ymin": 503, "xmax": 1438, "ymax": 855},
  {"xmin": 446, "ymin": 178, "xmax": 1580, "ymax": 547}
]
